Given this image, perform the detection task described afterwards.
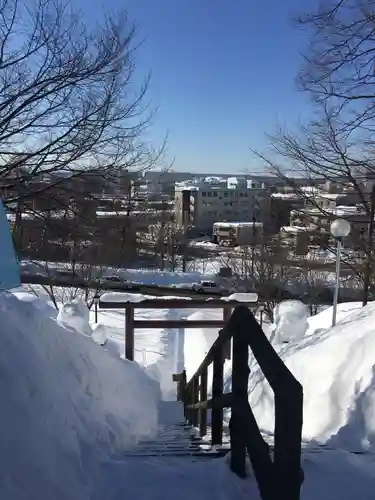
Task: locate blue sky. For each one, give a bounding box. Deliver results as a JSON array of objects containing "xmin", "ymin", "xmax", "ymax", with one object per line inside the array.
[{"xmin": 77, "ymin": 0, "xmax": 315, "ymax": 173}]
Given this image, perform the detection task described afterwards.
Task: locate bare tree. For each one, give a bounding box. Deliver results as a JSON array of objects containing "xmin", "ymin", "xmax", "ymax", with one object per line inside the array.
[
  {"xmin": 37, "ymin": 260, "xmax": 111, "ymax": 310},
  {"xmin": 217, "ymin": 238, "xmax": 293, "ymax": 321},
  {"xmin": 250, "ymin": 0, "xmax": 375, "ymax": 301},
  {"xmin": 148, "ymin": 201, "xmax": 184, "ymax": 270},
  {"xmin": 0, "ymin": 0, "xmax": 165, "ymax": 210}
]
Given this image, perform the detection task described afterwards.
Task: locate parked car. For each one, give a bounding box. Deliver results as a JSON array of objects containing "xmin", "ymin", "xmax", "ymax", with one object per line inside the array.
[{"xmin": 191, "ymin": 280, "xmax": 226, "ymax": 294}]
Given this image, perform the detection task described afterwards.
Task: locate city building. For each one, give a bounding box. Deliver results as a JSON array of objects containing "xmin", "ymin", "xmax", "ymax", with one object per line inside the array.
[
  {"xmin": 289, "ymin": 205, "xmax": 371, "ymax": 248},
  {"xmin": 174, "ymin": 177, "xmax": 269, "ymax": 233},
  {"xmin": 212, "ymin": 221, "xmax": 263, "ymax": 246}
]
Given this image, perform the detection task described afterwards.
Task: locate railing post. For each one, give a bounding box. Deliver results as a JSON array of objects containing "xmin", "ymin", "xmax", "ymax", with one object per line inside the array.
[
  {"xmin": 192, "ymin": 377, "xmax": 199, "ymax": 427},
  {"xmin": 223, "ymin": 305, "xmax": 232, "ymax": 360},
  {"xmin": 177, "ymin": 369, "xmax": 187, "ymax": 403},
  {"xmin": 185, "ymin": 384, "xmax": 192, "ymax": 422},
  {"xmin": 230, "ymin": 313, "xmax": 250, "ymax": 478},
  {"xmin": 211, "ymin": 332, "xmax": 224, "ymax": 445},
  {"xmin": 199, "ymin": 366, "xmax": 208, "ymax": 437},
  {"xmin": 274, "ymin": 386, "xmax": 304, "ymax": 500},
  {"xmin": 125, "ymin": 306, "xmax": 134, "ymax": 361}
]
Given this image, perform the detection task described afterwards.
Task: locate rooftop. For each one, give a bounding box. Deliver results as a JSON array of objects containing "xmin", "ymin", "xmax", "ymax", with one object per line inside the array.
[{"xmin": 213, "ymin": 221, "xmax": 263, "ymax": 228}]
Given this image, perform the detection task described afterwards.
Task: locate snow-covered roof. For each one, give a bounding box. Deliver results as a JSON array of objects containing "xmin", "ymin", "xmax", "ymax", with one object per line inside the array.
[
  {"xmin": 213, "ymin": 221, "xmax": 263, "ymax": 228},
  {"xmin": 6, "ymin": 210, "xmax": 74, "ymax": 221},
  {"xmin": 316, "ymin": 193, "xmax": 342, "ymax": 200},
  {"xmin": 291, "ymin": 205, "xmax": 362, "ymax": 217},
  {"xmin": 300, "ymin": 186, "xmax": 320, "ymax": 193},
  {"xmin": 271, "ymin": 193, "xmax": 301, "ymax": 199},
  {"xmin": 280, "ymin": 225, "xmax": 317, "ymax": 234}
]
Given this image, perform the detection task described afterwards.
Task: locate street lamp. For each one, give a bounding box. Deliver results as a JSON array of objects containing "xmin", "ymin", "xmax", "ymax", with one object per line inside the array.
[{"xmin": 330, "ymin": 218, "xmax": 351, "ymax": 327}]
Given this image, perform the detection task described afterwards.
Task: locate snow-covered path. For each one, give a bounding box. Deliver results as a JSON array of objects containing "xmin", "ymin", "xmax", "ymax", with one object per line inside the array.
[
  {"xmin": 143, "ymin": 308, "xmax": 184, "ymax": 400},
  {"xmin": 93, "ymin": 401, "xmax": 256, "ymax": 500}
]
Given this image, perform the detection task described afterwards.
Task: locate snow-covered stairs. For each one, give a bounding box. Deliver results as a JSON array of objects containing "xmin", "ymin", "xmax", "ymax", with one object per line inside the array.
[{"xmin": 121, "ymin": 401, "xmax": 228, "ymax": 461}]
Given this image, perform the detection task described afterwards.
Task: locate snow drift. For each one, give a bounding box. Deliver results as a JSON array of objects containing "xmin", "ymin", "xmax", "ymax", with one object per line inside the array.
[
  {"xmin": 0, "ymin": 291, "xmax": 160, "ymax": 500},
  {"xmin": 247, "ymin": 302, "xmax": 375, "ymax": 452},
  {"xmin": 57, "ymin": 298, "xmax": 93, "ymax": 336},
  {"xmin": 269, "ymin": 300, "xmax": 308, "ymax": 343},
  {"xmin": 184, "ymin": 300, "xmax": 375, "ymax": 452}
]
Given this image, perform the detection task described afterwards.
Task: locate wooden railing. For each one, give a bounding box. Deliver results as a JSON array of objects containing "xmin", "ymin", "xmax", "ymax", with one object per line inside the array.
[
  {"xmin": 98, "ymin": 297, "xmax": 260, "ymax": 361},
  {"xmin": 179, "ymin": 305, "xmax": 304, "ymax": 500}
]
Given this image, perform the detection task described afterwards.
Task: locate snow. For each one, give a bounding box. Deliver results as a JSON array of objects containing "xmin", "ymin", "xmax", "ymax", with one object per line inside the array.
[
  {"xmin": 183, "ymin": 298, "xmax": 375, "ymax": 463},
  {"xmin": 100, "ymin": 292, "xmax": 153, "ymax": 303},
  {"xmin": 184, "ymin": 309, "xmax": 220, "ymax": 379},
  {"xmin": 281, "ymin": 225, "xmax": 317, "ymax": 234},
  {"xmin": 57, "ymin": 298, "xmax": 93, "ymax": 336},
  {"xmin": 307, "ymin": 302, "xmax": 363, "ymax": 334},
  {"xmin": 269, "ymin": 300, "xmax": 308, "ymax": 343},
  {"xmin": 182, "ymin": 301, "xmax": 375, "ymax": 497},
  {"xmin": 247, "ymin": 302, "xmax": 375, "ymax": 453},
  {"xmin": 91, "ymin": 323, "xmax": 108, "ymax": 346},
  {"xmin": 0, "ymin": 291, "xmax": 160, "ymax": 500},
  {"xmin": 222, "ymin": 292, "xmax": 258, "ymax": 302},
  {"xmin": 271, "ymin": 192, "xmax": 300, "ymax": 199},
  {"xmin": 100, "ymin": 292, "xmax": 192, "ymax": 303},
  {"xmin": 8, "ymin": 270, "xmax": 375, "ymax": 499},
  {"xmin": 117, "ymin": 268, "xmax": 216, "ymax": 286},
  {"xmin": 213, "ymin": 221, "xmax": 263, "ymax": 228}
]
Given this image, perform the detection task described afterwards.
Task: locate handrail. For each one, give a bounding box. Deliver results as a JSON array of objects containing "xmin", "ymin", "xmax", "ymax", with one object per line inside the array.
[{"xmin": 179, "ymin": 305, "xmax": 303, "ymax": 500}]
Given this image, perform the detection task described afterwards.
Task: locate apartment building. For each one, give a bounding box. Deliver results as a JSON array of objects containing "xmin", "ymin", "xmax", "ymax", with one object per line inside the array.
[{"xmin": 175, "ymin": 177, "xmax": 269, "ymax": 232}]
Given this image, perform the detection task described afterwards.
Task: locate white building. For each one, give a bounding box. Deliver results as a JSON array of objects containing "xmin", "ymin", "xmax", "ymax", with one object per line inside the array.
[{"xmin": 175, "ymin": 177, "xmax": 269, "ymax": 231}]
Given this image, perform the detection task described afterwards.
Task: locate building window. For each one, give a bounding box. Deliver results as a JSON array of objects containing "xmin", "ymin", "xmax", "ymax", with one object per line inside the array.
[
  {"xmin": 202, "ymin": 192, "xmax": 206, "ymax": 197},
  {"xmin": 213, "ymin": 191, "xmax": 218, "ymax": 197},
  {"xmin": 224, "ymin": 192, "xmax": 228, "ymax": 197}
]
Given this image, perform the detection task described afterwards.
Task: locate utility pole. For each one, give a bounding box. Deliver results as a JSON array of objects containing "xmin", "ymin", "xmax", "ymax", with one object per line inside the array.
[{"xmin": 363, "ymin": 184, "xmax": 375, "ymax": 306}]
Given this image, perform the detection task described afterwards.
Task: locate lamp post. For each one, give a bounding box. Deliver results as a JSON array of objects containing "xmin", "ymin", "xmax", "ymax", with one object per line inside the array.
[{"xmin": 330, "ymin": 218, "xmax": 351, "ymax": 327}]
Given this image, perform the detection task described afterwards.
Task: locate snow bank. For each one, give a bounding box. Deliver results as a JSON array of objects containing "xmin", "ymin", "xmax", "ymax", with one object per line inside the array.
[
  {"xmin": 269, "ymin": 300, "xmax": 308, "ymax": 343},
  {"xmin": 58, "ymin": 298, "xmax": 92, "ymax": 336},
  {"xmin": 100, "ymin": 292, "xmax": 192, "ymax": 303},
  {"xmin": 100, "ymin": 292, "xmax": 152, "ymax": 303},
  {"xmin": 247, "ymin": 302, "xmax": 375, "ymax": 452},
  {"xmin": 185, "ymin": 301, "xmax": 375, "ymax": 453},
  {"xmin": 91, "ymin": 323, "xmax": 108, "ymax": 345},
  {"xmin": 0, "ymin": 291, "xmax": 160, "ymax": 500},
  {"xmin": 307, "ymin": 302, "xmax": 363, "ymax": 335},
  {"xmin": 12, "ymin": 290, "xmax": 59, "ymax": 319},
  {"xmin": 222, "ymin": 293, "xmax": 258, "ymax": 302},
  {"xmin": 112, "ymin": 268, "xmax": 216, "ymax": 286}
]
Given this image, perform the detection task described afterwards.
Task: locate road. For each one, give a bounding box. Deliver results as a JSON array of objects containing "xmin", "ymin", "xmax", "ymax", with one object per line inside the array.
[
  {"xmin": 20, "ymin": 272, "xmax": 219, "ymax": 299},
  {"xmin": 20, "ymin": 272, "xmax": 365, "ymax": 306}
]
